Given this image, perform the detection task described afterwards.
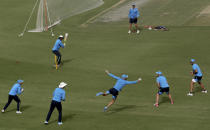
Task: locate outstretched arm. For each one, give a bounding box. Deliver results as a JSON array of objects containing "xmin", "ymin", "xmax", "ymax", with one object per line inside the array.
[
  {"xmin": 126, "ymin": 78, "xmax": 142, "ymax": 84},
  {"xmin": 105, "ymin": 70, "xmax": 120, "ymax": 80}
]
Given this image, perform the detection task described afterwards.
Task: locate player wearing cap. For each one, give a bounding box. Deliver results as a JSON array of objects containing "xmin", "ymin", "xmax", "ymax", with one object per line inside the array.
[
  {"xmin": 187, "ymin": 59, "xmax": 207, "ymax": 96},
  {"xmin": 96, "ymin": 70, "xmax": 142, "ymax": 112},
  {"xmin": 52, "ymin": 35, "xmax": 65, "ymax": 67},
  {"xmin": 44, "ymin": 82, "xmax": 67, "ymax": 125},
  {"xmin": 154, "ymin": 71, "xmax": 173, "ymax": 107},
  {"xmin": 1, "ymin": 80, "xmax": 24, "ymax": 114},
  {"xmin": 128, "ymin": 3, "xmax": 140, "ymax": 34}
]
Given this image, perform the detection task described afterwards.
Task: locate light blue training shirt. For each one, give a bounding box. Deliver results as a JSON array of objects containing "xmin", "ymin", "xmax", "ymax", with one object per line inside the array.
[
  {"xmin": 128, "ymin": 8, "xmax": 140, "ymax": 19},
  {"xmin": 52, "ymin": 88, "xmax": 66, "ymax": 102},
  {"xmin": 9, "ymin": 83, "xmax": 22, "ymax": 96},
  {"xmin": 156, "ymin": 75, "xmax": 169, "ymax": 88},
  {"xmin": 108, "ymin": 73, "xmax": 138, "ymax": 91},
  {"xmin": 52, "ymin": 39, "xmax": 65, "ymax": 51},
  {"xmin": 192, "ymin": 64, "xmax": 202, "ymax": 77}
]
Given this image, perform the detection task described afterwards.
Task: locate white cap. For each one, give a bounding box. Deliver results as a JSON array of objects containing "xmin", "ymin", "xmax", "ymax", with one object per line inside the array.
[
  {"xmin": 59, "ymin": 82, "xmax": 67, "ymax": 88},
  {"xmin": 59, "ymin": 35, "xmax": 64, "ymax": 38}
]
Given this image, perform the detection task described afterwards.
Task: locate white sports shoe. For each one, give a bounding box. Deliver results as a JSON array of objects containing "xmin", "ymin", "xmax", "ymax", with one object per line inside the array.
[
  {"xmin": 58, "ymin": 122, "xmax": 63, "ymax": 125},
  {"xmin": 1, "ymin": 109, "xmax": 5, "ymax": 113},
  {"xmin": 202, "ymin": 90, "xmax": 207, "ymax": 93},
  {"xmin": 44, "ymin": 121, "xmax": 48, "ymax": 125},
  {"xmin": 187, "ymin": 92, "xmax": 193, "ymax": 96},
  {"xmin": 128, "ymin": 30, "xmax": 131, "ymax": 34},
  {"xmin": 16, "ymin": 111, "xmax": 22, "ymax": 114},
  {"xmin": 137, "ymin": 30, "xmax": 140, "ymax": 34}
]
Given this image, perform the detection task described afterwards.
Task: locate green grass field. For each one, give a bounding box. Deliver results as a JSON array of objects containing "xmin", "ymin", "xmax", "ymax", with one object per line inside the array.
[{"xmin": 1, "ymin": 0, "xmax": 210, "ymax": 130}]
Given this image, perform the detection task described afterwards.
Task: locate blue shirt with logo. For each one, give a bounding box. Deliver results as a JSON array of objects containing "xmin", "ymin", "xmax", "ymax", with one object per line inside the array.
[
  {"xmin": 9, "ymin": 83, "xmax": 22, "ymax": 96},
  {"xmin": 52, "ymin": 88, "xmax": 66, "ymax": 102},
  {"xmin": 192, "ymin": 64, "xmax": 202, "ymax": 77},
  {"xmin": 156, "ymin": 76, "xmax": 169, "ymax": 88},
  {"xmin": 128, "ymin": 8, "xmax": 140, "ymax": 19},
  {"xmin": 52, "ymin": 39, "xmax": 64, "ymax": 51}
]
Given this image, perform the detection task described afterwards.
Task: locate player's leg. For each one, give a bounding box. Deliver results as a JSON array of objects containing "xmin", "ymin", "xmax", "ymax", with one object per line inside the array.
[
  {"xmin": 128, "ymin": 19, "xmax": 133, "ymax": 33},
  {"xmin": 154, "ymin": 88, "xmax": 163, "ymax": 107},
  {"xmin": 56, "ymin": 51, "xmax": 62, "ymax": 65},
  {"xmin": 188, "ymin": 78, "xmax": 196, "ymax": 96},
  {"xmin": 53, "ymin": 51, "xmax": 61, "ymax": 65},
  {"xmin": 168, "ymin": 94, "xmax": 173, "ymax": 104},
  {"xmin": 45, "ymin": 101, "xmax": 56, "ymax": 123},
  {"xmin": 165, "ymin": 88, "xmax": 173, "ymax": 104},
  {"xmin": 134, "ymin": 18, "xmax": 140, "ymax": 33},
  {"xmin": 96, "ymin": 90, "xmax": 110, "ymax": 96},
  {"xmin": 197, "ymin": 77, "xmax": 207, "ymax": 93},
  {"xmin": 107, "ymin": 98, "xmax": 116, "ymax": 108},
  {"xmin": 13, "ymin": 95, "xmax": 21, "ymax": 113},
  {"xmin": 154, "ymin": 93, "xmax": 160, "ymax": 107},
  {"xmin": 104, "ymin": 96, "xmax": 116, "ymax": 112},
  {"xmin": 55, "ymin": 102, "xmax": 62, "ymax": 125},
  {"xmin": 2, "ymin": 95, "xmax": 13, "ymax": 112}
]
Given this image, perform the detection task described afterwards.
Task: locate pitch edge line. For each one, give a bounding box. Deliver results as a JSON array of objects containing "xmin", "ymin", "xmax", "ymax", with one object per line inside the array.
[{"xmin": 80, "ymin": 0, "xmax": 126, "ymax": 27}]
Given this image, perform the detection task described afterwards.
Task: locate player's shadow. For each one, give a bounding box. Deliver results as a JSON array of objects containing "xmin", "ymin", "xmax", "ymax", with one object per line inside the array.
[
  {"xmin": 5, "ymin": 105, "xmax": 31, "ymax": 113},
  {"xmin": 159, "ymin": 97, "xmax": 170, "ymax": 105},
  {"xmin": 108, "ymin": 105, "xmax": 137, "ymax": 114},
  {"xmin": 62, "ymin": 58, "xmax": 74, "ymax": 65},
  {"xmin": 48, "ymin": 114, "xmax": 76, "ymax": 124}
]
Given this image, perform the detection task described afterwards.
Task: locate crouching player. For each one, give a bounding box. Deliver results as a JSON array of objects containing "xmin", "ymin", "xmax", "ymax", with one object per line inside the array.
[
  {"xmin": 187, "ymin": 59, "xmax": 207, "ymax": 96},
  {"xmin": 154, "ymin": 71, "xmax": 173, "ymax": 107},
  {"xmin": 96, "ymin": 70, "xmax": 142, "ymax": 112},
  {"xmin": 1, "ymin": 80, "xmax": 24, "ymax": 114},
  {"xmin": 44, "ymin": 82, "xmax": 67, "ymax": 125}
]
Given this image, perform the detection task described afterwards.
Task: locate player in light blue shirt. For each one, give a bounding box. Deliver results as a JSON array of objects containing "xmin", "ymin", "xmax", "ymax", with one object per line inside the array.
[
  {"xmin": 128, "ymin": 3, "xmax": 140, "ymax": 34},
  {"xmin": 45, "ymin": 82, "xmax": 67, "ymax": 125},
  {"xmin": 187, "ymin": 59, "xmax": 207, "ymax": 96},
  {"xmin": 96, "ymin": 70, "xmax": 141, "ymax": 112},
  {"xmin": 2, "ymin": 80, "xmax": 24, "ymax": 114},
  {"xmin": 52, "ymin": 35, "xmax": 65, "ymax": 67},
  {"xmin": 154, "ymin": 71, "xmax": 173, "ymax": 107}
]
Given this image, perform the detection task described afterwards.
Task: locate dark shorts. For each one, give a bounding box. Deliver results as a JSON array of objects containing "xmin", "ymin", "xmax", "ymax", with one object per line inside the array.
[
  {"xmin": 129, "ymin": 18, "xmax": 138, "ymax": 24},
  {"xmin": 109, "ymin": 88, "xmax": 119, "ymax": 99},
  {"xmin": 158, "ymin": 87, "xmax": 169, "ymax": 95},
  {"xmin": 194, "ymin": 76, "xmax": 202, "ymax": 83}
]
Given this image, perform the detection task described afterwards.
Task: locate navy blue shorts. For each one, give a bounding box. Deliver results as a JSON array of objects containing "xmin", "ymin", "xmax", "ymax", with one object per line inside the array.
[
  {"xmin": 158, "ymin": 87, "xmax": 169, "ymax": 95},
  {"xmin": 109, "ymin": 88, "xmax": 119, "ymax": 99},
  {"xmin": 129, "ymin": 18, "xmax": 138, "ymax": 24},
  {"xmin": 194, "ymin": 76, "xmax": 202, "ymax": 83}
]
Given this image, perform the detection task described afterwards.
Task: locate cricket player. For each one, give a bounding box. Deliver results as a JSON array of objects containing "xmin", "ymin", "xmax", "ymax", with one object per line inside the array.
[
  {"xmin": 44, "ymin": 82, "xmax": 67, "ymax": 125},
  {"xmin": 187, "ymin": 59, "xmax": 207, "ymax": 96},
  {"xmin": 128, "ymin": 3, "xmax": 140, "ymax": 34},
  {"xmin": 154, "ymin": 71, "xmax": 173, "ymax": 107},
  {"xmin": 1, "ymin": 80, "xmax": 24, "ymax": 114},
  {"xmin": 52, "ymin": 35, "xmax": 65, "ymax": 67},
  {"xmin": 96, "ymin": 70, "xmax": 141, "ymax": 112}
]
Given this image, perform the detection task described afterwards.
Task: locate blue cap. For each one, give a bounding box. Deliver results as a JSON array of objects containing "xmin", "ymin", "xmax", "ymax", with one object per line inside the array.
[
  {"xmin": 190, "ymin": 59, "xmax": 195, "ymax": 62},
  {"xmin": 121, "ymin": 74, "xmax": 128, "ymax": 79},
  {"xmin": 17, "ymin": 80, "xmax": 24, "ymax": 83},
  {"xmin": 156, "ymin": 71, "xmax": 162, "ymax": 75}
]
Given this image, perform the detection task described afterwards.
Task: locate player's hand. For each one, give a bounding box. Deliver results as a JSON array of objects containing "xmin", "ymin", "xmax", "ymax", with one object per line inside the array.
[
  {"xmin": 64, "ymin": 43, "xmax": 66, "ymax": 46},
  {"xmin": 137, "ymin": 78, "xmax": 142, "ymax": 82},
  {"xmin": 21, "ymin": 88, "xmax": 24, "ymax": 92},
  {"xmin": 105, "ymin": 70, "xmax": 109, "ymax": 74},
  {"xmin": 190, "ymin": 71, "xmax": 193, "ymax": 75}
]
